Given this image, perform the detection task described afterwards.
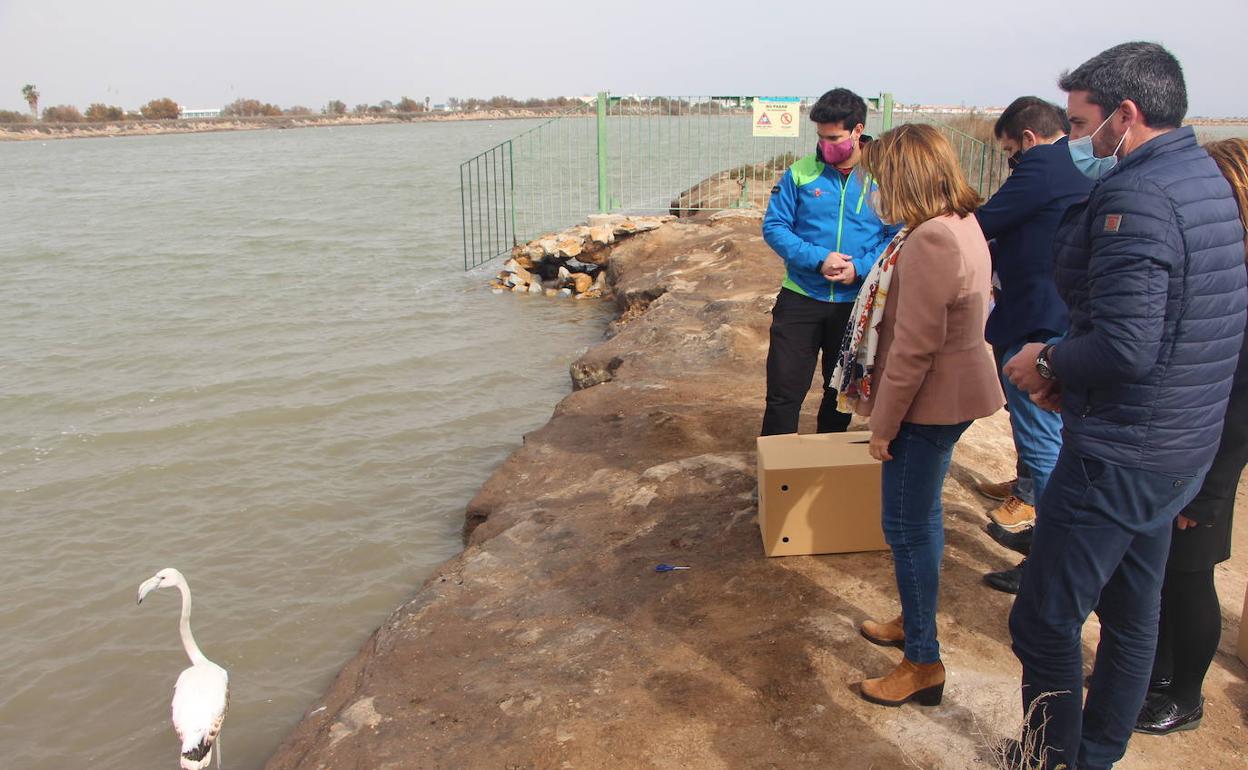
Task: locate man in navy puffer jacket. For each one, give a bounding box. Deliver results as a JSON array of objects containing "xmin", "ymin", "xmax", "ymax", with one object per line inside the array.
[{"xmin": 1002, "ymin": 42, "xmax": 1247, "ymax": 770}]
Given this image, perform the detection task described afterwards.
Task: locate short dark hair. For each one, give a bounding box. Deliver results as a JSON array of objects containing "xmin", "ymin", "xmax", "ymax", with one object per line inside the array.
[
  {"xmin": 1058, "ymin": 41, "xmax": 1187, "ymax": 128},
  {"xmin": 994, "ymin": 96, "xmax": 1070, "ymax": 142},
  {"xmin": 810, "ymin": 88, "xmax": 867, "ymax": 129}
]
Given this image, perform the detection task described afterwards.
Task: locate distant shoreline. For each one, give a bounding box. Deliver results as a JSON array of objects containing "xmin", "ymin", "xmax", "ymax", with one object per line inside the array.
[
  {"xmin": 0, "ymin": 109, "xmax": 574, "ymax": 142},
  {"xmin": 3, "ymin": 111, "xmax": 1244, "ymax": 143}
]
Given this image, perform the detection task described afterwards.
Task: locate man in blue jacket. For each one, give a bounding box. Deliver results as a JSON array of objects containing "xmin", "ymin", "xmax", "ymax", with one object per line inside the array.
[
  {"xmin": 760, "ymin": 88, "xmax": 898, "ymax": 435},
  {"xmin": 975, "ymin": 97, "xmax": 1093, "ymax": 594},
  {"xmin": 1004, "ymin": 42, "xmax": 1247, "ymax": 770}
]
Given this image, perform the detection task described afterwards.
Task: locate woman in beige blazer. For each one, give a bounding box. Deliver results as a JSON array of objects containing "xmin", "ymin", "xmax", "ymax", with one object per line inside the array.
[{"xmin": 828, "ymin": 123, "xmax": 1003, "ymax": 707}]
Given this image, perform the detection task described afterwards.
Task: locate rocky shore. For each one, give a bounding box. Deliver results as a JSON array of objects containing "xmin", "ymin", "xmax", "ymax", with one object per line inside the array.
[
  {"xmin": 491, "ymin": 215, "xmax": 672, "ymax": 298},
  {"xmin": 264, "ymin": 215, "xmax": 1247, "ymax": 769}
]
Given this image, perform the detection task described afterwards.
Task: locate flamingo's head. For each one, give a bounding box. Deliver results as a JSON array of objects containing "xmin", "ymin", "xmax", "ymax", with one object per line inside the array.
[{"xmin": 136, "ymin": 568, "xmax": 183, "ymax": 605}]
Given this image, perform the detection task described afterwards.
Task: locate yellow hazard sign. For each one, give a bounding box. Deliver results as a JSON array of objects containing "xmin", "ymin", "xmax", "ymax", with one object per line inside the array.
[{"xmin": 753, "ymin": 97, "xmax": 801, "ymax": 138}]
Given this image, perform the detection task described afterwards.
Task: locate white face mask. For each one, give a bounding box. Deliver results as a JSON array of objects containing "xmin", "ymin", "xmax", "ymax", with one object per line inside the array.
[{"xmin": 1068, "ymin": 113, "xmax": 1128, "ymax": 180}]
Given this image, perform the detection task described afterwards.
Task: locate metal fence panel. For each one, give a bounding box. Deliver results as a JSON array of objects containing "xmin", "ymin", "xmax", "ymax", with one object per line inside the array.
[{"xmin": 459, "ymin": 94, "xmax": 1008, "ymax": 270}]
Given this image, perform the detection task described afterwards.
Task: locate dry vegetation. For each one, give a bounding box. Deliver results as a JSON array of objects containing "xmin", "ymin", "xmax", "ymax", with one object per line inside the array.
[{"xmin": 942, "ymin": 112, "xmax": 1000, "ymax": 145}]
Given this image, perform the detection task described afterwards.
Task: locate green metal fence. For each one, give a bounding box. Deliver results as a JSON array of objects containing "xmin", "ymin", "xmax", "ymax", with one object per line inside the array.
[
  {"xmin": 459, "ymin": 93, "xmax": 1008, "ymax": 270},
  {"xmin": 897, "ymin": 109, "xmax": 1011, "ymax": 198}
]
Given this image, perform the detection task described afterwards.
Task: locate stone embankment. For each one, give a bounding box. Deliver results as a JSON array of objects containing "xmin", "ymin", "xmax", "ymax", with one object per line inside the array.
[
  {"xmin": 491, "ymin": 215, "xmax": 672, "ymax": 298},
  {"xmin": 266, "ymin": 214, "xmax": 1247, "ymax": 770}
]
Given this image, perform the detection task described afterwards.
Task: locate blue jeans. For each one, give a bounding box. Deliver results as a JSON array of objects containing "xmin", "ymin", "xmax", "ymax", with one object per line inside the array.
[
  {"xmin": 1001, "ymin": 341, "xmax": 1063, "ymax": 506},
  {"xmin": 882, "ymin": 421, "xmax": 972, "ymax": 664},
  {"xmin": 1009, "ymin": 449, "xmax": 1206, "ymax": 770}
]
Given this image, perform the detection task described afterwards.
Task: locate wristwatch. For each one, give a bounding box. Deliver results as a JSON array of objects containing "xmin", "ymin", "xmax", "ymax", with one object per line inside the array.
[{"xmin": 1035, "ymin": 344, "xmax": 1056, "ymax": 381}]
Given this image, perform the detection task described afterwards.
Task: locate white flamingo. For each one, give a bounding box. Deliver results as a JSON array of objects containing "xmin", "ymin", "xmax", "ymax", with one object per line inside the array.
[{"xmin": 137, "ymin": 568, "xmax": 230, "ymax": 769}]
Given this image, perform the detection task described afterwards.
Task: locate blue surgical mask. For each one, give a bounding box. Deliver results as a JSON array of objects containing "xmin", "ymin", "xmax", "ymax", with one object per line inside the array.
[{"xmin": 1068, "ymin": 114, "xmax": 1128, "ymax": 180}]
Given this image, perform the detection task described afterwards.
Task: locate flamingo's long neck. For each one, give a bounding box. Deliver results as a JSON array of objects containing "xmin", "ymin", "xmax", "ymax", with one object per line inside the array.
[{"xmin": 175, "ymin": 579, "xmax": 208, "ymax": 666}]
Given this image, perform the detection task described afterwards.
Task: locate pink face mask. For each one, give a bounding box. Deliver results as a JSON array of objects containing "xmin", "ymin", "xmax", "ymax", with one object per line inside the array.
[{"xmin": 818, "ymin": 135, "xmax": 856, "ymax": 165}]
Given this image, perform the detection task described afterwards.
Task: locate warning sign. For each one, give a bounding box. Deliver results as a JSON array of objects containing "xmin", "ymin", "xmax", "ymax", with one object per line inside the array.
[{"xmin": 753, "ymin": 97, "xmax": 801, "ymax": 138}]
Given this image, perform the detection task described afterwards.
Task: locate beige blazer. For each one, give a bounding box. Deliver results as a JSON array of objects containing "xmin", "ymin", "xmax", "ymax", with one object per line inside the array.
[{"xmin": 855, "ymin": 213, "xmax": 1004, "ymax": 441}]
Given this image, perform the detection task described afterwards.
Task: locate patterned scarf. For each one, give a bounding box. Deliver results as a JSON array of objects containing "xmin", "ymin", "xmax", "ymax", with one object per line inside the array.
[{"xmin": 831, "ymin": 228, "xmax": 910, "ymax": 414}]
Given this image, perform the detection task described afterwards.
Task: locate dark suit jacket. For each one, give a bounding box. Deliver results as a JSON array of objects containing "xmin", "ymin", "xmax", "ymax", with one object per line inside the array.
[{"xmin": 975, "ymin": 137, "xmax": 1092, "ymax": 348}]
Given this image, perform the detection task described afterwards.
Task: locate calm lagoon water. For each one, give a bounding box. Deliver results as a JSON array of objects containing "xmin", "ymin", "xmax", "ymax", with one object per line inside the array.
[{"xmin": 0, "ymin": 122, "xmax": 610, "ymax": 769}]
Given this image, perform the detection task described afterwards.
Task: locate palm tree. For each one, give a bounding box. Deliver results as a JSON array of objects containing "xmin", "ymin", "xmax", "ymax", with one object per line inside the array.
[{"xmin": 21, "ymin": 84, "xmax": 39, "ymax": 119}]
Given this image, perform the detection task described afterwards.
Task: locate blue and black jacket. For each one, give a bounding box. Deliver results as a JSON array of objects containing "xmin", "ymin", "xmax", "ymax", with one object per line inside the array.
[{"xmin": 762, "ymin": 153, "xmax": 900, "ymax": 302}]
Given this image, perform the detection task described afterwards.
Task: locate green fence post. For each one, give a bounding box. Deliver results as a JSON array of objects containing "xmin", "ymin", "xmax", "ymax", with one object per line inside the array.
[
  {"xmin": 507, "ymin": 140, "xmax": 517, "ymax": 245},
  {"xmin": 597, "ymin": 91, "xmax": 609, "ymax": 213},
  {"xmin": 979, "ymin": 143, "xmax": 987, "ymax": 194},
  {"xmin": 881, "ymin": 92, "xmax": 894, "ymax": 131}
]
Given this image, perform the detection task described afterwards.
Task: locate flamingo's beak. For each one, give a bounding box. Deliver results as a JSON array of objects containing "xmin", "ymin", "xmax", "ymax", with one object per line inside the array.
[{"xmin": 136, "ymin": 576, "xmax": 162, "ymax": 605}]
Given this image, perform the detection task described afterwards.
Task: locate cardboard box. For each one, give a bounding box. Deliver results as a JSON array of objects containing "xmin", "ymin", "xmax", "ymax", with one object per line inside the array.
[
  {"xmin": 1238, "ymin": 585, "xmax": 1248, "ymax": 666},
  {"xmin": 756, "ymin": 431, "xmax": 886, "ymax": 557}
]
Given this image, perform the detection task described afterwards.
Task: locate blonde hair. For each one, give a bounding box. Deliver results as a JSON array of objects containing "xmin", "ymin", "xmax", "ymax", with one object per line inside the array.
[
  {"xmin": 858, "ymin": 123, "xmax": 981, "ymax": 229},
  {"xmin": 1203, "ymin": 137, "xmax": 1248, "ymax": 260}
]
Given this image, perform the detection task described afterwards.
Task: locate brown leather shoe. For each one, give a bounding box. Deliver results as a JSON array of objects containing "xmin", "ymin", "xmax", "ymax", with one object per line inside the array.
[
  {"xmin": 859, "ymin": 658, "xmax": 945, "ymax": 707},
  {"xmin": 987, "ymin": 496, "xmax": 1036, "ymax": 530},
  {"xmin": 977, "ymin": 477, "xmax": 1017, "ymax": 501},
  {"xmin": 860, "ymin": 614, "xmax": 905, "ymax": 648}
]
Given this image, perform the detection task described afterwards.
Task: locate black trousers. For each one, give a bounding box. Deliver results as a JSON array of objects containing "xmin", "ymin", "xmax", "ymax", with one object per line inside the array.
[
  {"xmin": 1149, "ymin": 342, "xmax": 1248, "ymax": 710},
  {"xmin": 1151, "ymin": 569, "xmax": 1220, "ymax": 711},
  {"xmin": 760, "ymin": 288, "xmax": 854, "ymax": 436}
]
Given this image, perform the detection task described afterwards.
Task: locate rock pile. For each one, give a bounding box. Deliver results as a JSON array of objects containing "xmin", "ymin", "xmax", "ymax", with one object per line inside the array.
[
  {"xmin": 490, "ymin": 214, "xmax": 673, "ymax": 299},
  {"xmin": 669, "ymin": 158, "xmax": 787, "ymax": 217}
]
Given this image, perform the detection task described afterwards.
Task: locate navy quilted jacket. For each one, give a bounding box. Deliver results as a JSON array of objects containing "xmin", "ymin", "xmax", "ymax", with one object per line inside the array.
[{"xmin": 1049, "ymin": 127, "xmax": 1247, "ymax": 473}]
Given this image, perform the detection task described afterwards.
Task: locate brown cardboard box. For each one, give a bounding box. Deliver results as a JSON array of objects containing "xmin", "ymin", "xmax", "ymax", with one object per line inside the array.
[
  {"xmin": 1238, "ymin": 585, "xmax": 1248, "ymax": 666},
  {"xmin": 756, "ymin": 431, "xmax": 886, "ymax": 557}
]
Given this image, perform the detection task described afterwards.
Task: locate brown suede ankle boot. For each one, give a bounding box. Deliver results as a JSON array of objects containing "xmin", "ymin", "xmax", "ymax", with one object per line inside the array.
[
  {"xmin": 859, "ymin": 658, "xmax": 945, "ymax": 707},
  {"xmin": 860, "ymin": 614, "xmax": 905, "ymax": 648}
]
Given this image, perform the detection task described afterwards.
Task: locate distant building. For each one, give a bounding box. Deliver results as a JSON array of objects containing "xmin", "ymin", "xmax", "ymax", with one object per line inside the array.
[
  {"xmin": 179, "ymin": 107, "xmax": 221, "ymax": 119},
  {"xmin": 433, "ymin": 104, "xmax": 448, "ymax": 112}
]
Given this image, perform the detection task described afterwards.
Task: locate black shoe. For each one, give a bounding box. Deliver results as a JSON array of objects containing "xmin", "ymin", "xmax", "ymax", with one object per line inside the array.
[
  {"xmin": 985, "ymin": 521, "xmax": 1033, "ymax": 555},
  {"xmin": 1134, "ymin": 692, "xmax": 1203, "ymax": 735},
  {"xmin": 984, "ymin": 560, "xmax": 1024, "ymax": 594}
]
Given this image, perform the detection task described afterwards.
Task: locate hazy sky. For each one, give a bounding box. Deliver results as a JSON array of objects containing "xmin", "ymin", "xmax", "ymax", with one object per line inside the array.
[{"xmin": 1, "ymin": 0, "xmax": 1245, "ymax": 116}]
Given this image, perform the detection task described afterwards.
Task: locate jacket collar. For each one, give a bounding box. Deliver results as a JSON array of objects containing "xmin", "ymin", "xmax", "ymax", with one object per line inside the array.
[{"xmin": 1111, "ymin": 126, "xmax": 1197, "ymax": 176}]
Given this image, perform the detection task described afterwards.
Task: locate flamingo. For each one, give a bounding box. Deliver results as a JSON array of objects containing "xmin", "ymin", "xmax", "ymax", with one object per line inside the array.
[{"xmin": 137, "ymin": 568, "xmax": 230, "ymax": 769}]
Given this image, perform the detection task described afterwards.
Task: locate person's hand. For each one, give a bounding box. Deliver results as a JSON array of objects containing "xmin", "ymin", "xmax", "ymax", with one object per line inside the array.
[
  {"xmin": 1004, "ymin": 342, "xmax": 1049, "ymax": 394},
  {"xmin": 1176, "ymin": 514, "xmax": 1198, "ymax": 530},
  {"xmin": 869, "ymin": 434, "xmax": 893, "ymax": 462},
  {"xmin": 827, "ymin": 261, "xmax": 857, "ymax": 285},
  {"xmin": 1030, "ymin": 381, "xmax": 1062, "ymax": 412},
  {"xmin": 821, "ymin": 252, "xmax": 850, "ymax": 278}
]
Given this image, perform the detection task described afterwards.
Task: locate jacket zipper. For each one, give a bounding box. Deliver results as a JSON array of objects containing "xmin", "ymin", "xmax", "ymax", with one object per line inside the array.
[{"xmin": 832, "ymin": 170, "xmax": 849, "ymax": 300}]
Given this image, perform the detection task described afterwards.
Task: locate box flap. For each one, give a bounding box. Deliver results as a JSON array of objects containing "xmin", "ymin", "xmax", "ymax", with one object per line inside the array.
[{"xmin": 757, "ymin": 431, "xmax": 877, "ymax": 471}]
